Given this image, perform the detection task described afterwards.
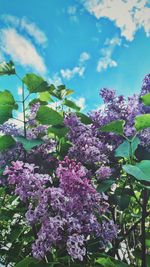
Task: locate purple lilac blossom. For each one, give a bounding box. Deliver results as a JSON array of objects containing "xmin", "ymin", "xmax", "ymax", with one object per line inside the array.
[{"xmin": 4, "ymin": 157, "xmax": 117, "ymax": 261}]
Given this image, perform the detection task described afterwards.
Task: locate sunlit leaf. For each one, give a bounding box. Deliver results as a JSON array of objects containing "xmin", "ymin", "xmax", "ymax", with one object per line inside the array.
[
  {"xmin": 99, "ymin": 120, "xmax": 125, "ymax": 135},
  {"xmin": 23, "ymin": 73, "xmax": 50, "ymax": 93},
  {"xmin": 0, "ymin": 60, "xmax": 15, "ymax": 76},
  {"xmin": 141, "ymin": 93, "xmax": 150, "ymax": 106},
  {"xmin": 135, "ymin": 114, "xmax": 150, "ymax": 131}
]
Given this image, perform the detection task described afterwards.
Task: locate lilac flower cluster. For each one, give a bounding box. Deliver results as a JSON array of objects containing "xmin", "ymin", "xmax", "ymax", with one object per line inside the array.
[
  {"xmin": 64, "ymin": 114, "xmax": 109, "ymax": 165},
  {"xmin": 4, "ymin": 157, "xmax": 117, "ymax": 261}
]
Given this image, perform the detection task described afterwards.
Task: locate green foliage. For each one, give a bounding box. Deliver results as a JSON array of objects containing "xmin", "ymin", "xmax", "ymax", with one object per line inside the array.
[
  {"xmin": 99, "ymin": 120, "xmax": 125, "ymax": 135},
  {"xmin": 135, "ymin": 114, "xmax": 150, "ymax": 131},
  {"xmin": 115, "ymin": 137, "xmax": 140, "ymax": 158},
  {"xmin": 63, "ymin": 99, "xmax": 80, "ymax": 111},
  {"xmin": 0, "ymin": 135, "xmax": 16, "ymax": 151},
  {"xmin": 39, "ymin": 92, "xmax": 54, "ymax": 102},
  {"xmin": 36, "ymin": 106, "xmax": 63, "ymax": 125},
  {"xmin": 50, "ymin": 84, "xmax": 74, "ymax": 100},
  {"xmin": 97, "ymin": 179, "xmax": 115, "ymax": 192},
  {"xmin": 0, "ymin": 60, "xmax": 15, "ymax": 75},
  {"xmin": 23, "ymin": 73, "xmax": 50, "ymax": 93},
  {"xmin": 48, "ymin": 125, "xmax": 69, "ymax": 138},
  {"xmin": 16, "ymin": 136, "xmax": 43, "ymax": 151},
  {"xmin": 0, "ymin": 90, "xmax": 18, "ymax": 124},
  {"xmin": 141, "ymin": 93, "xmax": 150, "ymax": 106},
  {"xmin": 123, "ymin": 160, "xmax": 150, "ymax": 182},
  {"xmin": 15, "ymin": 257, "xmax": 38, "ymax": 267},
  {"xmin": 76, "ymin": 112, "xmax": 93, "ymax": 124}
]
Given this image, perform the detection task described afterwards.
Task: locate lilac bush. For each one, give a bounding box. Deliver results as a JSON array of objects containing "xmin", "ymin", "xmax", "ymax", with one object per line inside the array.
[{"xmin": 0, "ymin": 61, "xmax": 150, "ymax": 267}]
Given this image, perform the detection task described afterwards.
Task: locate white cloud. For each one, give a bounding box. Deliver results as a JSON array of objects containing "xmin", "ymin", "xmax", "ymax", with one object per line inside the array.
[
  {"xmin": 67, "ymin": 6, "xmax": 77, "ymax": 15},
  {"xmin": 75, "ymin": 97, "xmax": 86, "ymax": 110},
  {"xmin": 2, "ymin": 14, "xmax": 47, "ymax": 45},
  {"xmin": 0, "ymin": 28, "xmax": 46, "ymax": 74},
  {"xmin": 67, "ymin": 5, "xmax": 78, "ymax": 22},
  {"xmin": 79, "ymin": 52, "xmax": 90, "ymax": 63},
  {"xmin": 18, "ymin": 87, "xmax": 23, "ymax": 95},
  {"xmin": 81, "ymin": 0, "xmax": 150, "ymax": 41},
  {"xmin": 49, "ymin": 73, "xmax": 63, "ymax": 86},
  {"xmin": 60, "ymin": 51, "xmax": 90, "ymax": 80},
  {"xmin": 97, "ymin": 36, "xmax": 121, "ymax": 72},
  {"xmin": 61, "ymin": 66, "xmax": 85, "ymax": 80}
]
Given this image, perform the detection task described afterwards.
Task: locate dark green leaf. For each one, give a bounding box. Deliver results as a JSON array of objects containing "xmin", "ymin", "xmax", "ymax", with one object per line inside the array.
[
  {"xmin": 99, "ymin": 120, "xmax": 125, "ymax": 135},
  {"xmin": 23, "ymin": 73, "xmax": 50, "ymax": 93},
  {"xmin": 63, "ymin": 99, "xmax": 80, "ymax": 111},
  {"xmin": 76, "ymin": 112, "xmax": 93, "ymax": 124},
  {"xmin": 135, "ymin": 114, "xmax": 150, "ymax": 131},
  {"xmin": 141, "ymin": 93, "xmax": 150, "ymax": 106},
  {"xmin": 15, "ymin": 257, "xmax": 38, "ymax": 267},
  {"xmin": 0, "ymin": 135, "xmax": 16, "ymax": 151},
  {"xmin": 97, "ymin": 179, "xmax": 115, "ymax": 192},
  {"xmin": 48, "ymin": 125, "xmax": 69, "ymax": 138},
  {"xmin": 16, "ymin": 136, "xmax": 43, "ymax": 151},
  {"xmin": 115, "ymin": 137, "xmax": 140, "ymax": 158},
  {"xmin": 0, "ymin": 105, "xmax": 13, "ymax": 124},
  {"xmin": 0, "ymin": 60, "xmax": 15, "ymax": 75},
  {"xmin": 123, "ymin": 160, "xmax": 150, "ymax": 182},
  {"xmin": 36, "ymin": 106, "xmax": 63, "ymax": 125}
]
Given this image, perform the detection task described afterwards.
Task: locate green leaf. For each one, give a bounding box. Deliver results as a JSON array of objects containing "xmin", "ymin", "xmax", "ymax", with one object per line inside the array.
[
  {"xmin": 76, "ymin": 112, "xmax": 93, "ymax": 124},
  {"xmin": 36, "ymin": 106, "xmax": 63, "ymax": 125},
  {"xmin": 23, "ymin": 73, "xmax": 50, "ymax": 93},
  {"xmin": 96, "ymin": 257, "xmax": 115, "ymax": 267},
  {"xmin": 97, "ymin": 179, "xmax": 115, "ymax": 192},
  {"xmin": 135, "ymin": 114, "xmax": 150, "ymax": 131},
  {"xmin": 0, "ymin": 90, "xmax": 17, "ymax": 108},
  {"xmin": 141, "ymin": 93, "xmax": 150, "ymax": 106},
  {"xmin": 0, "ymin": 105, "xmax": 13, "ymax": 124},
  {"xmin": 0, "ymin": 60, "xmax": 15, "ymax": 76},
  {"xmin": 115, "ymin": 137, "xmax": 140, "ymax": 158},
  {"xmin": 50, "ymin": 85, "xmax": 74, "ymax": 100},
  {"xmin": 99, "ymin": 120, "xmax": 125, "ymax": 135},
  {"xmin": 0, "ymin": 135, "xmax": 16, "ymax": 151},
  {"xmin": 39, "ymin": 91, "xmax": 54, "ymax": 102},
  {"xmin": 0, "ymin": 90, "xmax": 18, "ymax": 124},
  {"xmin": 63, "ymin": 99, "xmax": 80, "ymax": 111},
  {"xmin": 29, "ymin": 98, "xmax": 48, "ymax": 106},
  {"xmin": 123, "ymin": 160, "xmax": 150, "ymax": 182},
  {"xmin": 146, "ymin": 232, "xmax": 150, "ymax": 248},
  {"xmin": 48, "ymin": 125, "xmax": 69, "ymax": 138},
  {"xmin": 16, "ymin": 136, "xmax": 43, "ymax": 151},
  {"xmin": 116, "ymin": 195, "xmax": 130, "ymax": 211},
  {"xmin": 15, "ymin": 257, "xmax": 38, "ymax": 267}
]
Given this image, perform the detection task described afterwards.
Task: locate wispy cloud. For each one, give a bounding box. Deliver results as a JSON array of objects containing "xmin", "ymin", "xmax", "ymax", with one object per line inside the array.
[
  {"xmin": 97, "ymin": 36, "xmax": 121, "ymax": 72},
  {"xmin": 81, "ymin": 0, "xmax": 150, "ymax": 41},
  {"xmin": 0, "ymin": 28, "xmax": 46, "ymax": 74},
  {"xmin": 79, "ymin": 52, "xmax": 90, "ymax": 63},
  {"xmin": 61, "ymin": 66, "xmax": 85, "ymax": 80},
  {"xmin": 2, "ymin": 14, "xmax": 47, "ymax": 46},
  {"xmin": 67, "ymin": 5, "xmax": 78, "ymax": 22},
  {"xmin": 60, "ymin": 51, "xmax": 90, "ymax": 80},
  {"xmin": 75, "ymin": 97, "xmax": 86, "ymax": 110}
]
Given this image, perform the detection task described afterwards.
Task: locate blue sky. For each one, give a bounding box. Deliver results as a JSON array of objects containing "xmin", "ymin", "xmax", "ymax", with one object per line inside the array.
[{"xmin": 0, "ymin": 0, "xmax": 150, "ymax": 111}]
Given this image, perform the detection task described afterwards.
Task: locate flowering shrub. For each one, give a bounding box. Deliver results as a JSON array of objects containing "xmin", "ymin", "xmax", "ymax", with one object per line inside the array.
[{"xmin": 0, "ymin": 61, "xmax": 150, "ymax": 267}]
